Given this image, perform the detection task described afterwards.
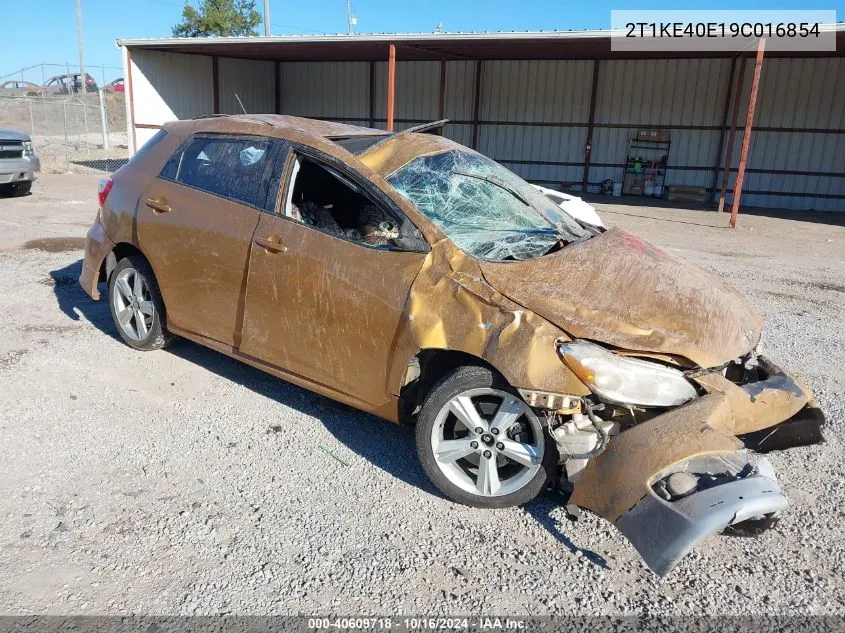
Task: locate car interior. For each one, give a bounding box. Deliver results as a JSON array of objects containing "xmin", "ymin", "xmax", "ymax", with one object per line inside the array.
[{"xmin": 284, "ymin": 155, "xmax": 404, "ymax": 248}]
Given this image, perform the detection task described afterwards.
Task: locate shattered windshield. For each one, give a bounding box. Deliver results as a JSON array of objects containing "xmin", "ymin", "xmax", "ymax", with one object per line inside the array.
[{"xmin": 386, "ymin": 150, "xmax": 588, "ymax": 260}]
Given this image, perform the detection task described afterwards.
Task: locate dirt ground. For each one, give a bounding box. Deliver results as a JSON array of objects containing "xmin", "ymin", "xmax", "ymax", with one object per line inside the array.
[{"xmin": 0, "ymin": 173, "xmax": 843, "ymax": 616}]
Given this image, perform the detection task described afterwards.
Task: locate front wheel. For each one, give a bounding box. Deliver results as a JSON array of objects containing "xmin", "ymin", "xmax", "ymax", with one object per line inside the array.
[
  {"xmin": 108, "ymin": 255, "xmax": 172, "ymax": 351},
  {"xmin": 416, "ymin": 365, "xmax": 554, "ymax": 509},
  {"xmin": 0, "ymin": 181, "xmax": 31, "ymax": 197}
]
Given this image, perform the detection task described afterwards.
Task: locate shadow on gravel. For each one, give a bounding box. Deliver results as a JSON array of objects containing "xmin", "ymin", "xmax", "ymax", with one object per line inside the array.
[
  {"xmin": 524, "ymin": 496, "xmax": 609, "ymax": 570},
  {"xmin": 170, "ymin": 341, "xmax": 436, "ymax": 494},
  {"xmin": 48, "ymin": 259, "xmax": 605, "ymax": 556},
  {"xmin": 48, "ymin": 261, "xmax": 433, "ymax": 493},
  {"xmin": 47, "ymin": 260, "xmax": 116, "ymax": 338}
]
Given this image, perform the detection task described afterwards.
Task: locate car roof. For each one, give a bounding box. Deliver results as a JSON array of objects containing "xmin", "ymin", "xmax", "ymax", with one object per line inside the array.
[
  {"xmin": 171, "ymin": 114, "xmax": 459, "ymax": 170},
  {"xmin": 188, "ymin": 113, "xmax": 388, "ymax": 138}
]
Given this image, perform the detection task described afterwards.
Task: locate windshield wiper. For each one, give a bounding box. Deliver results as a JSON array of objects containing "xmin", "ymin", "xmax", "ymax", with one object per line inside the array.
[{"xmin": 452, "ymin": 170, "xmax": 531, "ymax": 207}]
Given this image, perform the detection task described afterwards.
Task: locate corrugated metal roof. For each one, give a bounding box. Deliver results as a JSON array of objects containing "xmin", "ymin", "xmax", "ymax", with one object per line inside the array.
[{"xmin": 117, "ymin": 26, "xmax": 845, "ymax": 62}]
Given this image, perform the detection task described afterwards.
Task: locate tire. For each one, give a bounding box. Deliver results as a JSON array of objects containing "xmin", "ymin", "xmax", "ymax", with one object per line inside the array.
[
  {"xmin": 108, "ymin": 255, "xmax": 173, "ymax": 351},
  {"xmin": 416, "ymin": 365, "xmax": 556, "ymax": 509},
  {"xmin": 0, "ymin": 181, "xmax": 31, "ymax": 197}
]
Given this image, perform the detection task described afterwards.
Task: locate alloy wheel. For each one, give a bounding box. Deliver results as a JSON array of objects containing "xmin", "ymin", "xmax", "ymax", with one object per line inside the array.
[
  {"xmin": 430, "ymin": 388, "xmax": 544, "ymax": 498},
  {"xmin": 111, "ymin": 267, "xmax": 155, "ymax": 342}
]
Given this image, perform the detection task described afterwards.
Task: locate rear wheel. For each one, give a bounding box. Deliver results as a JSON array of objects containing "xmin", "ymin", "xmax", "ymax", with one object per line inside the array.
[
  {"xmin": 416, "ymin": 365, "xmax": 554, "ymax": 509},
  {"xmin": 108, "ymin": 255, "xmax": 172, "ymax": 351}
]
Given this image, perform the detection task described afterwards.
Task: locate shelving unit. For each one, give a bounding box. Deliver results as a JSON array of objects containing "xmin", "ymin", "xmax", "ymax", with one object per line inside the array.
[{"xmin": 623, "ymin": 135, "xmax": 670, "ymax": 197}]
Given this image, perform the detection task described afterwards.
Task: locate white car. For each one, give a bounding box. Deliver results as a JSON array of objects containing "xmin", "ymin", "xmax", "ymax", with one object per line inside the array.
[
  {"xmin": 533, "ymin": 184, "xmax": 604, "ymax": 228},
  {"xmin": 0, "ymin": 128, "xmax": 39, "ymax": 197}
]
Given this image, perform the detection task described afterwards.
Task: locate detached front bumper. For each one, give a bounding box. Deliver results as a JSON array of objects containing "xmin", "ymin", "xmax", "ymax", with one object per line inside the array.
[
  {"xmin": 79, "ymin": 215, "xmax": 115, "ymax": 300},
  {"xmin": 569, "ymin": 357, "xmax": 825, "ymax": 576},
  {"xmin": 616, "ymin": 456, "xmax": 787, "ymax": 576}
]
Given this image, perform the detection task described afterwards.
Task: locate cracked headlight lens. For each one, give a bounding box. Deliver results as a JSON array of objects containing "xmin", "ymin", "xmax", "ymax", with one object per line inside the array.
[{"xmin": 559, "ymin": 339, "xmax": 697, "ymax": 407}]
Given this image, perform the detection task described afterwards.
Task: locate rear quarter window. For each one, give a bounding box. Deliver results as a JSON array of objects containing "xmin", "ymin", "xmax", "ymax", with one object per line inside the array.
[
  {"xmin": 130, "ymin": 129, "xmax": 168, "ymax": 165},
  {"xmin": 169, "ymin": 136, "xmax": 275, "ymax": 209}
]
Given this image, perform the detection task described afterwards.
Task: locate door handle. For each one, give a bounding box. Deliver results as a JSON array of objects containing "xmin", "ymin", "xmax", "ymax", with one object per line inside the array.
[
  {"xmin": 255, "ymin": 235, "xmax": 287, "ymax": 253},
  {"xmin": 145, "ymin": 197, "xmax": 171, "ymax": 214}
]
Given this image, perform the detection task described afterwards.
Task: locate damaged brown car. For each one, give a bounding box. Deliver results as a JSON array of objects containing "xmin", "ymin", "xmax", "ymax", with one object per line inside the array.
[{"xmin": 80, "ymin": 115, "xmax": 825, "ymax": 576}]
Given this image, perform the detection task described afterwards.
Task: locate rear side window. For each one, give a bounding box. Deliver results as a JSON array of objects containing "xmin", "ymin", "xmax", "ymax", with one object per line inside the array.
[
  {"xmin": 171, "ymin": 136, "xmax": 273, "ymax": 208},
  {"xmin": 130, "ymin": 129, "xmax": 167, "ymax": 165}
]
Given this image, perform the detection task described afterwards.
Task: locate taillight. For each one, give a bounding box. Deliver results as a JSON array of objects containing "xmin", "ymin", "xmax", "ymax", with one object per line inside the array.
[{"xmin": 98, "ymin": 178, "xmax": 113, "ymax": 207}]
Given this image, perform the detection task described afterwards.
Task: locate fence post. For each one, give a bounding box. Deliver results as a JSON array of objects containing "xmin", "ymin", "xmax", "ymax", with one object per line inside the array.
[
  {"xmin": 82, "ymin": 97, "xmax": 90, "ymax": 156},
  {"xmin": 99, "ymin": 88, "xmax": 109, "ymax": 150},
  {"xmin": 63, "ymin": 99, "xmax": 70, "ymax": 171},
  {"xmin": 28, "ymin": 98, "xmax": 35, "ymax": 140}
]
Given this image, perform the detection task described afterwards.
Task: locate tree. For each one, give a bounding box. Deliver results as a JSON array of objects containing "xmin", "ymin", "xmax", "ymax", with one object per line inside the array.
[{"xmin": 172, "ymin": 0, "xmax": 262, "ymax": 37}]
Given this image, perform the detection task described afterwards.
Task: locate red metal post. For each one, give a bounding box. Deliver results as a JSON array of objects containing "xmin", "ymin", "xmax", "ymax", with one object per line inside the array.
[
  {"xmin": 729, "ymin": 38, "xmax": 766, "ymax": 229},
  {"xmin": 386, "ymin": 43, "xmax": 396, "ymax": 132},
  {"xmin": 718, "ymin": 56, "xmax": 747, "ymax": 212}
]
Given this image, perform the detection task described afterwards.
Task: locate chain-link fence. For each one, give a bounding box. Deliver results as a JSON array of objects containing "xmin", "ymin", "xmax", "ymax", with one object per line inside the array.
[
  {"xmin": 0, "ymin": 63, "xmax": 128, "ymax": 174},
  {"xmin": 0, "ymin": 92, "xmax": 129, "ymax": 173}
]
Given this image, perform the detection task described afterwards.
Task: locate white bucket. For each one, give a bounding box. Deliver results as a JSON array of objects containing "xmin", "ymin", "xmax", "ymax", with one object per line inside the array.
[
  {"xmin": 612, "ymin": 182, "xmax": 623, "ymax": 197},
  {"xmin": 644, "ymin": 181, "xmax": 655, "ymax": 196}
]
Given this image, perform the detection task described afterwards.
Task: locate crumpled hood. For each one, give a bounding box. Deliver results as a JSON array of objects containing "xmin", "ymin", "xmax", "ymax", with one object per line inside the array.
[{"xmin": 478, "ymin": 228, "xmax": 762, "ymax": 368}]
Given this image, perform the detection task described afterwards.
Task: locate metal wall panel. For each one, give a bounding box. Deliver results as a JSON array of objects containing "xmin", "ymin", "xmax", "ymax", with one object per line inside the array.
[
  {"xmin": 218, "ymin": 57, "xmax": 276, "ymax": 114},
  {"xmin": 481, "ymin": 60, "xmax": 593, "ymax": 123},
  {"xmin": 129, "ymin": 48, "xmax": 842, "ymax": 211},
  {"xmin": 589, "ymin": 58, "xmax": 731, "ymax": 193},
  {"xmin": 474, "ymin": 60, "xmax": 592, "ymax": 187},
  {"xmin": 279, "ymin": 62, "xmax": 370, "ymax": 120},
  {"xmin": 722, "ymin": 57, "xmax": 845, "ymax": 211},
  {"xmin": 131, "ymin": 50, "xmax": 213, "ymax": 124},
  {"xmin": 478, "ymin": 125, "xmax": 586, "ymax": 186},
  {"xmin": 373, "ymin": 61, "xmax": 440, "ymax": 121},
  {"xmin": 750, "ymin": 57, "xmax": 845, "ymax": 129},
  {"xmin": 444, "ymin": 61, "xmax": 476, "ymax": 121},
  {"xmin": 596, "ymin": 58, "xmax": 730, "ymax": 126}
]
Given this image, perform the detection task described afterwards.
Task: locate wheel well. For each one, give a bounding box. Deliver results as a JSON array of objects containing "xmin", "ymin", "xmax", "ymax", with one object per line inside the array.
[
  {"xmin": 398, "ymin": 349, "xmax": 497, "ymax": 425},
  {"xmin": 101, "ymin": 242, "xmax": 144, "ymax": 282}
]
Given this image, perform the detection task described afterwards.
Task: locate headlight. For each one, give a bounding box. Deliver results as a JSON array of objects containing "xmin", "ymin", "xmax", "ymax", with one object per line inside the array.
[
  {"xmin": 559, "ymin": 340, "xmax": 697, "ymax": 407},
  {"xmin": 23, "ymin": 141, "xmax": 34, "ymax": 156}
]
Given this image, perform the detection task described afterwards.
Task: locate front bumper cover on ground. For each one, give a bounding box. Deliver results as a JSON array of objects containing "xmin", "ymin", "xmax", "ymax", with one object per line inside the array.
[
  {"xmin": 616, "ymin": 457, "xmax": 787, "ymax": 576},
  {"xmin": 567, "ymin": 357, "xmax": 825, "ymax": 575}
]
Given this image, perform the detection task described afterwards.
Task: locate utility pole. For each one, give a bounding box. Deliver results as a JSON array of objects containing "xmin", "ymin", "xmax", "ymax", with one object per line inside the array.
[
  {"xmin": 263, "ymin": 0, "xmax": 270, "ymax": 36},
  {"xmin": 346, "ymin": 0, "xmax": 357, "ymax": 34},
  {"xmin": 76, "ymin": 0, "xmax": 85, "ymax": 92}
]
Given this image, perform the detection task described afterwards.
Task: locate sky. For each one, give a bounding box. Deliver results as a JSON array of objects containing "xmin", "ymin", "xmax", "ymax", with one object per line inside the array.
[{"xmin": 1, "ymin": 0, "xmax": 841, "ymax": 83}]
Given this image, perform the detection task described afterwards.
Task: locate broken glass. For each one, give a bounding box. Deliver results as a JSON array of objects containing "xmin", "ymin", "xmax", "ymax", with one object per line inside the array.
[{"xmin": 386, "ymin": 150, "xmax": 588, "ymax": 260}]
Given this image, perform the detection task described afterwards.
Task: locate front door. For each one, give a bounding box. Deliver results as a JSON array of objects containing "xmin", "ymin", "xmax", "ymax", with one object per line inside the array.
[
  {"xmin": 238, "ymin": 152, "xmax": 428, "ymax": 406},
  {"xmin": 137, "ymin": 134, "xmax": 281, "ymax": 346}
]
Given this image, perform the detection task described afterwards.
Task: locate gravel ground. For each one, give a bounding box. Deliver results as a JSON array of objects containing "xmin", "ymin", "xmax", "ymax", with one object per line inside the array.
[{"xmin": 0, "ymin": 174, "xmax": 843, "ymax": 616}]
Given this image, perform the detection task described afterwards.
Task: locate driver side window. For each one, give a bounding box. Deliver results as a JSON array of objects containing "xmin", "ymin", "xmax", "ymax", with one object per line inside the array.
[{"xmin": 283, "ymin": 153, "xmax": 425, "ymax": 251}]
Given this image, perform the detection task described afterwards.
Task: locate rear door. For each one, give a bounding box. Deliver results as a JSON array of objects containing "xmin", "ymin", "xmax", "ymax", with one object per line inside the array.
[{"xmin": 137, "ymin": 134, "xmax": 284, "ymax": 346}]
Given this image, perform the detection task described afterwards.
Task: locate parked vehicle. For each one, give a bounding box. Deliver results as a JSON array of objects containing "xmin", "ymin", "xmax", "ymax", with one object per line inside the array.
[
  {"xmin": 0, "ymin": 81, "xmax": 41, "ymax": 98},
  {"xmin": 106, "ymin": 78, "xmax": 125, "ymax": 93},
  {"xmin": 79, "ymin": 115, "xmax": 824, "ymax": 576},
  {"xmin": 0, "ymin": 128, "xmax": 40, "ymax": 196},
  {"xmin": 42, "ymin": 72, "xmax": 98, "ymax": 95}
]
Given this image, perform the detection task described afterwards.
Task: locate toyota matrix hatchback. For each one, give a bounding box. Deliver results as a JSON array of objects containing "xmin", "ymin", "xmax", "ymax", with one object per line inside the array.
[{"xmin": 80, "ymin": 115, "xmax": 824, "ymax": 575}]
